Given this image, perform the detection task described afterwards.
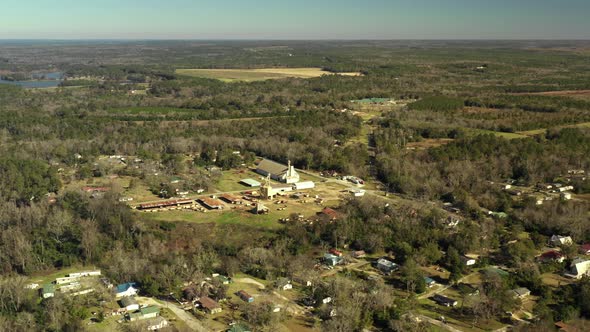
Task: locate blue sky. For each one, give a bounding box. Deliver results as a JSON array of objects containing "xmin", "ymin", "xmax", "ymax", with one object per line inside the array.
[{"xmin": 1, "ymin": 0, "xmax": 589, "ymax": 39}]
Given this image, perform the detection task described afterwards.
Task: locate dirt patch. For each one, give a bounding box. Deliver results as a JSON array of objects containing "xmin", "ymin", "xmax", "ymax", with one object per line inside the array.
[{"xmin": 407, "ymin": 138, "xmax": 454, "ymax": 150}]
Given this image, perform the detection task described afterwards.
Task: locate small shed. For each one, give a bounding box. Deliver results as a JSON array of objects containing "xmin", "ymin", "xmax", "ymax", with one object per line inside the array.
[
  {"xmin": 237, "ymin": 290, "xmax": 254, "ymax": 303},
  {"xmin": 41, "ymin": 283, "xmax": 55, "ymax": 299}
]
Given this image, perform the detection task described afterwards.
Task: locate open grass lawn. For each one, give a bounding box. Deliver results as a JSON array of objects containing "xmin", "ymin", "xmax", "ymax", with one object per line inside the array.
[
  {"xmin": 140, "ymin": 209, "xmax": 285, "ymax": 231},
  {"xmin": 467, "ymin": 128, "xmax": 529, "ymax": 140},
  {"xmin": 541, "ymin": 272, "xmax": 573, "ymax": 287},
  {"xmin": 175, "ymin": 68, "xmax": 361, "ymax": 82},
  {"xmin": 417, "ymin": 301, "xmax": 504, "ymax": 332}
]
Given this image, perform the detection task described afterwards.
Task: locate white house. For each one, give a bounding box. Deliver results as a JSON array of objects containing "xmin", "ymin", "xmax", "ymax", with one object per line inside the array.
[
  {"xmin": 551, "ymin": 235, "xmax": 573, "ymax": 247},
  {"xmin": 461, "ymin": 256, "xmax": 477, "ymax": 266},
  {"xmin": 115, "ymin": 282, "xmax": 139, "ymax": 298},
  {"xmin": 146, "ymin": 317, "xmax": 168, "ymax": 331},
  {"xmin": 565, "ymin": 258, "xmax": 590, "ymax": 279}
]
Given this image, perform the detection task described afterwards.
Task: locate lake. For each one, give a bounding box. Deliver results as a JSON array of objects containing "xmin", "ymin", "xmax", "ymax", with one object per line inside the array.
[{"xmin": 0, "ymin": 72, "xmax": 63, "ymax": 88}]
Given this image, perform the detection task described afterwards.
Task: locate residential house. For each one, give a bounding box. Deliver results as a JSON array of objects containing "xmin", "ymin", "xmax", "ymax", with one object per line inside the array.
[
  {"xmin": 580, "ymin": 244, "xmax": 590, "ymax": 255},
  {"xmin": 565, "ymin": 258, "xmax": 590, "ymax": 279},
  {"xmin": 41, "ymin": 283, "xmax": 55, "ymax": 299},
  {"xmin": 551, "ymin": 235, "xmax": 573, "ymax": 247},
  {"xmin": 322, "ymin": 297, "xmax": 332, "ymax": 304},
  {"xmin": 115, "ymin": 282, "xmax": 139, "ymax": 298},
  {"xmin": 276, "ymin": 278, "xmax": 292, "ymax": 291},
  {"xmin": 146, "ymin": 317, "xmax": 169, "ymax": 331},
  {"xmin": 139, "ymin": 306, "xmax": 160, "ymax": 320},
  {"xmin": 461, "ymin": 256, "xmax": 477, "ymax": 266},
  {"xmin": 555, "ymin": 321, "xmax": 581, "ymax": 332},
  {"xmin": 561, "ymin": 192, "xmax": 572, "ymax": 201},
  {"xmin": 538, "ymin": 250, "xmax": 566, "ymax": 263},
  {"xmin": 119, "ymin": 297, "xmax": 139, "ymax": 312},
  {"xmin": 199, "ymin": 296, "xmax": 222, "ymax": 314},
  {"xmin": 510, "ymin": 287, "xmax": 531, "ymax": 299},
  {"xmin": 376, "ymin": 258, "xmax": 398, "ymax": 275},
  {"xmin": 237, "ymin": 290, "xmax": 254, "ymax": 303},
  {"xmin": 424, "ymin": 277, "xmax": 436, "ymax": 288},
  {"xmin": 329, "ymin": 248, "xmax": 343, "ymax": 257},
  {"xmin": 432, "ymin": 294, "xmax": 458, "ymax": 307},
  {"xmin": 256, "ymin": 159, "xmax": 300, "ymax": 184},
  {"xmin": 324, "ymin": 253, "xmax": 342, "ymax": 266}
]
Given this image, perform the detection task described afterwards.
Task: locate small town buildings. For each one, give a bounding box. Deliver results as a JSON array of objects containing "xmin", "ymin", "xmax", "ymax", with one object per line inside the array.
[
  {"xmin": 510, "ymin": 287, "xmax": 531, "ymax": 299},
  {"xmin": 68, "ymin": 270, "xmax": 101, "ymax": 278},
  {"xmin": 538, "ymin": 250, "xmax": 566, "ymax": 263},
  {"xmin": 41, "ymin": 283, "xmax": 55, "ymax": 299},
  {"xmin": 138, "ymin": 199, "xmax": 193, "ymax": 210},
  {"xmin": 256, "ymin": 159, "xmax": 300, "ymax": 184},
  {"xmin": 565, "ymin": 258, "xmax": 590, "ymax": 279},
  {"xmin": 551, "ymin": 235, "xmax": 573, "ymax": 247},
  {"xmin": 324, "ymin": 253, "xmax": 342, "ymax": 266},
  {"xmin": 432, "ymin": 294, "xmax": 458, "ymax": 307},
  {"xmin": 352, "ymin": 250, "xmax": 366, "ymax": 258},
  {"xmin": 424, "ymin": 277, "xmax": 436, "ymax": 288},
  {"xmin": 561, "ymin": 192, "xmax": 572, "ymax": 201},
  {"xmin": 252, "ymin": 202, "xmax": 269, "ymax": 214},
  {"xmin": 198, "ymin": 197, "xmax": 224, "ymax": 210},
  {"xmin": 115, "ymin": 282, "xmax": 139, "ymax": 298},
  {"xmin": 580, "ymin": 244, "xmax": 590, "ymax": 255},
  {"xmin": 376, "ymin": 258, "xmax": 398, "ymax": 275},
  {"xmin": 119, "ymin": 297, "xmax": 139, "ymax": 312},
  {"xmin": 146, "ymin": 317, "xmax": 169, "ymax": 331},
  {"xmin": 260, "ymin": 177, "xmax": 294, "ymax": 200},
  {"xmin": 237, "ymin": 290, "xmax": 254, "ymax": 303},
  {"xmin": 200, "ymin": 296, "xmax": 222, "ymax": 314},
  {"xmin": 220, "ymin": 194, "xmax": 243, "ymax": 205},
  {"xmin": 293, "ymin": 181, "xmax": 315, "ymax": 190},
  {"xmin": 240, "ymin": 178, "xmax": 261, "ymax": 187}
]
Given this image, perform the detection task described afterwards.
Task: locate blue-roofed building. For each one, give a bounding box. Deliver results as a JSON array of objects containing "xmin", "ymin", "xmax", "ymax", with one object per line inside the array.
[
  {"xmin": 115, "ymin": 282, "xmax": 139, "ymax": 298},
  {"xmin": 424, "ymin": 277, "xmax": 436, "ymax": 288},
  {"xmin": 324, "ymin": 253, "xmax": 342, "ymax": 266}
]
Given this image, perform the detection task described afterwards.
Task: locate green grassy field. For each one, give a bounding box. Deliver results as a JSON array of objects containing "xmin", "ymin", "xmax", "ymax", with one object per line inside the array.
[{"xmin": 175, "ymin": 68, "xmax": 361, "ymax": 82}]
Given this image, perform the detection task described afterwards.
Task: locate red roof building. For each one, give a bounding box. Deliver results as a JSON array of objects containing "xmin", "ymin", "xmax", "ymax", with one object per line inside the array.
[
  {"xmin": 580, "ymin": 244, "xmax": 590, "ymax": 255},
  {"xmin": 539, "ymin": 250, "xmax": 565, "ymax": 263}
]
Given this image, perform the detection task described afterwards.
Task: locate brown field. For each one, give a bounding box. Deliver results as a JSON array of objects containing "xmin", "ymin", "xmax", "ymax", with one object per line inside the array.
[
  {"xmin": 406, "ymin": 138, "xmax": 454, "ymax": 150},
  {"xmin": 175, "ymin": 68, "xmax": 362, "ymax": 82},
  {"xmin": 517, "ymin": 90, "xmax": 590, "ymax": 101}
]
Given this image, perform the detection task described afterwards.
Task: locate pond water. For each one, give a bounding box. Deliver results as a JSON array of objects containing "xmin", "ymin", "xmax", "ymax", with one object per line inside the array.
[{"xmin": 0, "ymin": 72, "xmax": 63, "ymax": 88}]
